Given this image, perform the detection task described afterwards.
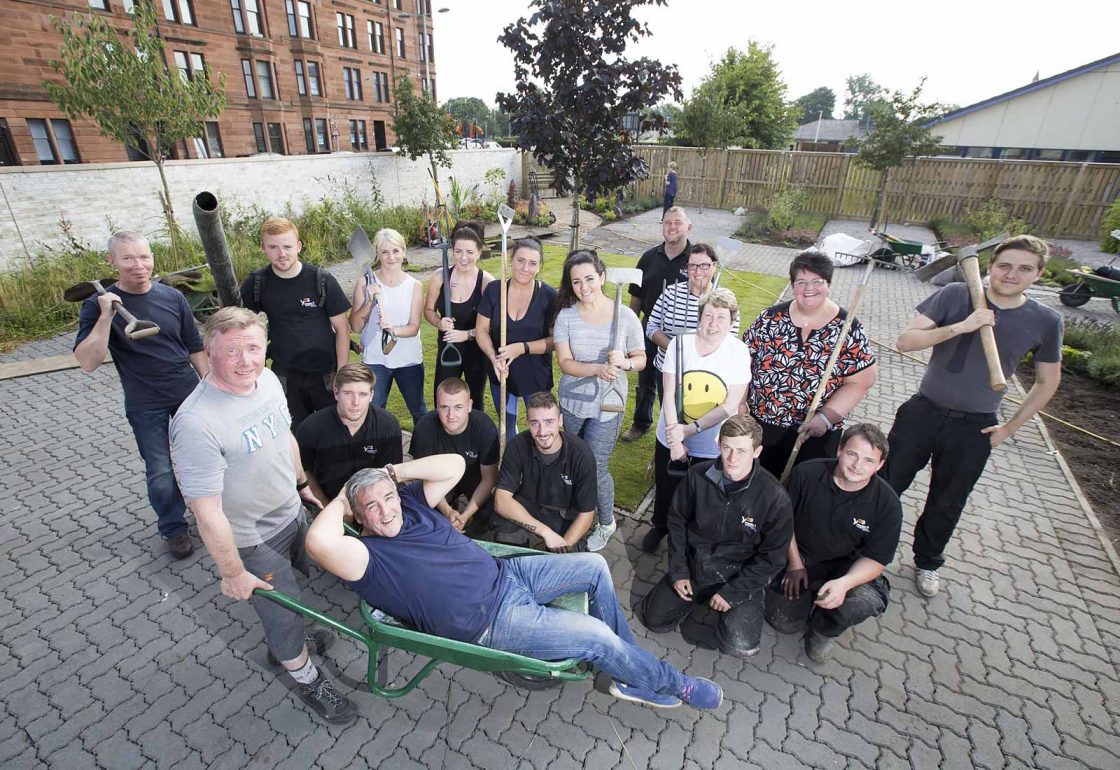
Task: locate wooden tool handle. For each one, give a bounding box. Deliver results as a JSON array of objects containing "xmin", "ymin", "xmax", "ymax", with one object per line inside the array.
[{"xmin": 958, "ymin": 256, "xmax": 1007, "ymax": 392}]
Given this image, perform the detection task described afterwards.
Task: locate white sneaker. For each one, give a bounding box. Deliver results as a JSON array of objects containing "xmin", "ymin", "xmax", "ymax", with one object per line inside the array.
[
  {"xmin": 915, "ymin": 569, "xmax": 940, "ymax": 597},
  {"xmin": 586, "ymin": 520, "xmax": 617, "ymax": 552}
]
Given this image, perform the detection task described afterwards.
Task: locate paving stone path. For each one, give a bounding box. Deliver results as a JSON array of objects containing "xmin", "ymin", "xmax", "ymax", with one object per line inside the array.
[{"xmin": 2, "ymin": 207, "xmax": 1119, "ymax": 768}]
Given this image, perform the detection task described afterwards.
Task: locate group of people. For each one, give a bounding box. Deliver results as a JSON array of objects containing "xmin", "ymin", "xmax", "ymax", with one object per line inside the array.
[{"xmin": 75, "ymin": 206, "xmax": 1062, "ymax": 724}]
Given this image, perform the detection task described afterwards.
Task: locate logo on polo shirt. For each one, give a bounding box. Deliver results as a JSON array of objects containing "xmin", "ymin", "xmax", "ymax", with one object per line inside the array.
[
  {"xmin": 852, "ymin": 518, "xmax": 870, "ymax": 533},
  {"xmin": 363, "ymin": 445, "xmax": 377, "ymax": 455},
  {"xmin": 561, "ymin": 473, "xmax": 572, "ymax": 486},
  {"xmin": 299, "ymin": 296, "xmax": 318, "ymax": 308},
  {"xmin": 464, "ymin": 450, "xmax": 478, "ymax": 461},
  {"xmin": 741, "ymin": 515, "xmax": 756, "ymax": 531}
]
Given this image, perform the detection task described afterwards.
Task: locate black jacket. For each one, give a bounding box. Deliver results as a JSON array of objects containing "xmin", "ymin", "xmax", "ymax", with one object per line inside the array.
[{"xmin": 667, "ymin": 459, "xmax": 793, "ymax": 607}]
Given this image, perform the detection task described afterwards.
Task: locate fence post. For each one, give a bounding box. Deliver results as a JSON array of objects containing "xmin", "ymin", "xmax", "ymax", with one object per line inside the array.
[{"xmin": 831, "ymin": 155, "xmax": 851, "ymax": 218}]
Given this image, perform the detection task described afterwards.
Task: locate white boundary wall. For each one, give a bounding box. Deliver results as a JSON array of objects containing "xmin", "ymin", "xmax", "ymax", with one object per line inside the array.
[{"xmin": 0, "ymin": 148, "xmax": 519, "ymax": 270}]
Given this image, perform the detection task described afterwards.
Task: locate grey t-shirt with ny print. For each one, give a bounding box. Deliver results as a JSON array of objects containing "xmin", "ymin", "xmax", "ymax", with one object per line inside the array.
[{"xmin": 171, "ymin": 368, "xmax": 302, "ymax": 547}]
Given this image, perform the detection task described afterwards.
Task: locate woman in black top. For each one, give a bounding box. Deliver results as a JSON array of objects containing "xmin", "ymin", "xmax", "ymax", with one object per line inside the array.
[
  {"xmin": 476, "ymin": 238, "xmax": 557, "ymax": 440},
  {"xmin": 424, "ymin": 223, "xmax": 494, "ymax": 406}
]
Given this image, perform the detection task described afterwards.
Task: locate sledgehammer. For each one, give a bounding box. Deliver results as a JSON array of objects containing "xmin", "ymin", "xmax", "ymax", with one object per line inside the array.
[{"xmin": 63, "ymin": 279, "xmax": 161, "ymax": 340}]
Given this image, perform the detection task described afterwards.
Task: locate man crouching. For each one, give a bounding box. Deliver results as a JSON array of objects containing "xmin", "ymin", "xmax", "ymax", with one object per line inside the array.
[{"xmin": 305, "ymin": 455, "xmax": 723, "ymax": 710}]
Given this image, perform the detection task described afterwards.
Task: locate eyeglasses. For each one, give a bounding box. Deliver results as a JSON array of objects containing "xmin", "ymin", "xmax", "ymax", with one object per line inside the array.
[
  {"xmin": 687, "ymin": 263, "xmax": 713, "ymax": 272},
  {"xmin": 792, "ymin": 279, "xmax": 828, "ymax": 289}
]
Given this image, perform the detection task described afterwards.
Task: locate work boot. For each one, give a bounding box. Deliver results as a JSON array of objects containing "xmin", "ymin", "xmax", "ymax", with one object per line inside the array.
[
  {"xmin": 804, "ymin": 630, "xmax": 835, "ymax": 663},
  {"xmin": 621, "ymin": 426, "xmax": 648, "ymax": 442},
  {"xmin": 915, "ymin": 569, "xmax": 940, "ymax": 597},
  {"xmin": 267, "ymin": 630, "xmax": 335, "ymax": 667},
  {"xmin": 296, "ymin": 672, "xmax": 357, "ymax": 724},
  {"xmin": 639, "ymin": 527, "xmax": 666, "ymax": 553},
  {"xmin": 167, "ymin": 531, "xmax": 194, "ymax": 559}
]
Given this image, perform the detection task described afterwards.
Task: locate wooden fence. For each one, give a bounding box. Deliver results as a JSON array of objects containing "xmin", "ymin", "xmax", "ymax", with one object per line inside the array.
[{"xmin": 630, "ymin": 146, "xmax": 1120, "ymax": 239}]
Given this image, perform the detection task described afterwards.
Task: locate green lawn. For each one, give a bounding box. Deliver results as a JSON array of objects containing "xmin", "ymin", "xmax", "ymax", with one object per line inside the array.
[{"xmin": 367, "ymin": 244, "xmax": 787, "ymax": 511}]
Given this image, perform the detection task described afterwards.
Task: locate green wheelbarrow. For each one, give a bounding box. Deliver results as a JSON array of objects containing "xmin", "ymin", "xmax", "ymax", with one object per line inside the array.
[{"xmin": 254, "ymin": 540, "xmax": 591, "ymax": 698}]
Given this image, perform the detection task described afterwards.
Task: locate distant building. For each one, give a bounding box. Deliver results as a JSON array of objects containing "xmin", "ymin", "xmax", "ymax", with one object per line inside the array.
[
  {"xmin": 793, "ymin": 119, "xmax": 868, "ymax": 153},
  {"xmin": 0, "ymin": 0, "xmax": 440, "ymax": 166},
  {"xmin": 925, "ymin": 52, "xmax": 1120, "ymax": 163}
]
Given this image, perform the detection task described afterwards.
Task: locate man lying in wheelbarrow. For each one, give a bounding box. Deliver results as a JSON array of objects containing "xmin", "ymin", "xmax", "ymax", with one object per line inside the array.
[{"xmin": 305, "ymin": 453, "xmax": 724, "ymax": 711}]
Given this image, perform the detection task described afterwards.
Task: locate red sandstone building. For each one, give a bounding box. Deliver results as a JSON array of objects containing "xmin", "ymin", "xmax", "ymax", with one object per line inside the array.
[{"xmin": 0, "ymin": 0, "xmax": 441, "ymax": 166}]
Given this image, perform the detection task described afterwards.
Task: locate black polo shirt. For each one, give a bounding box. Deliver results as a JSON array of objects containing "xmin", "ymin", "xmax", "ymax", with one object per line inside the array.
[
  {"xmin": 497, "ymin": 431, "xmax": 597, "ymax": 513},
  {"xmin": 409, "ymin": 410, "xmax": 499, "ymax": 495},
  {"xmin": 786, "ymin": 458, "xmax": 902, "ymax": 580},
  {"xmin": 629, "ymin": 240, "xmax": 691, "ymax": 319},
  {"xmin": 296, "ymin": 404, "xmax": 403, "ymax": 499}
]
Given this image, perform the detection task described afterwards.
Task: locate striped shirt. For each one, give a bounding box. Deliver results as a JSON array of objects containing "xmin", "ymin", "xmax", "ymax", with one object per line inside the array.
[{"xmin": 645, "ymin": 282, "xmax": 741, "ymax": 370}]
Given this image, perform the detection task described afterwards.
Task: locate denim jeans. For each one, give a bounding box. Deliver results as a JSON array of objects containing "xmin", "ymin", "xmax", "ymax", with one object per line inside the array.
[
  {"xmin": 765, "ymin": 574, "xmax": 890, "ymax": 639},
  {"xmin": 560, "ymin": 407, "xmax": 620, "ymax": 527},
  {"xmin": 127, "ymin": 406, "xmax": 188, "ymax": 538},
  {"xmin": 489, "ymin": 381, "xmax": 531, "ymax": 442},
  {"xmin": 368, "ymin": 363, "xmax": 428, "ymax": 423},
  {"xmin": 486, "ymin": 553, "xmax": 682, "ymax": 695},
  {"xmin": 883, "ymin": 394, "xmax": 997, "ymax": 570}
]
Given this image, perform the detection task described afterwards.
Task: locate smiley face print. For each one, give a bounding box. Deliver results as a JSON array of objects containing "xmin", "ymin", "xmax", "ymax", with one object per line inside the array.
[{"xmin": 682, "ymin": 370, "xmax": 728, "ymax": 421}]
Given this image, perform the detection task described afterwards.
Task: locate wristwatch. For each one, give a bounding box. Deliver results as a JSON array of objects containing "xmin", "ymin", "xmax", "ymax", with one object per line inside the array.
[
  {"xmin": 468, "ymin": 329, "xmax": 477, "ymax": 339},
  {"xmin": 385, "ymin": 464, "xmax": 398, "ymax": 484}
]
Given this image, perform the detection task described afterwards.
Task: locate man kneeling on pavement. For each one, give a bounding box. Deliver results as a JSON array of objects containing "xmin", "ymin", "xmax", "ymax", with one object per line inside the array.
[
  {"xmin": 639, "ymin": 415, "xmax": 793, "ymax": 657},
  {"xmin": 305, "ymin": 453, "xmax": 724, "ymax": 710},
  {"xmin": 765, "ymin": 423, "xmax": 901, "ymax": 662}
]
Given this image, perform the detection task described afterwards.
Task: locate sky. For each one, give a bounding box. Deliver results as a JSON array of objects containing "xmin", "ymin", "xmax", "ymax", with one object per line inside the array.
[{"xmin": 431, "ymin": 0, "xmax": 1119, "ymax": 116}]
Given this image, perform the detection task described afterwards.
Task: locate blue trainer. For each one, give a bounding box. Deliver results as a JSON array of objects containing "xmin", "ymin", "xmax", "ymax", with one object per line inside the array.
[
  {"xmin": 608, "ymin": 681, "xmax": 682, "ymax": 709},
  {"xmin": 679, "ymin": 675, "xmax": 723, "ymax": 710}
]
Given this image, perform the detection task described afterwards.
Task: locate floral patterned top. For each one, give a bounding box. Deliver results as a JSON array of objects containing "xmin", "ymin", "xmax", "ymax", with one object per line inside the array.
[{"xmin": 743, "ymin": 301, "xmax": 876, "ymax": 428}]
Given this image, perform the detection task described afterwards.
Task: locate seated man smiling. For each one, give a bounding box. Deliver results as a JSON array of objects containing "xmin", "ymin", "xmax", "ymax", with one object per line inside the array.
[{"xmin": 304, "ymin": 454, "xmax": 723, "ymax": 710}]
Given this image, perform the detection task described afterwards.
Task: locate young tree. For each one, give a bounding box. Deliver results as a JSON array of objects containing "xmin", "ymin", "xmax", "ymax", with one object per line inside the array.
[
  {"xmin": 394, "ymin": 75, "xmax": 458, "ymax": 182},
  {"xmin": 497, "ymin": 0, "xmax": 682, "ymax": 250},
  {"xmin": 442, "ymin": 96, "xmax": 492, "ymax": 138},
  {"xmin": 677, "ymin": 92, "xmax": 739, "ymax": 210},
  {"xmin": 692, "ymin": 42, "xmax": 798, "ymax": 150},
  {"xmin": 794, "ymin": 87, "xmax": 836, "ymax": 124},
  {"xmin": 842, "ymin": 73, "xmax": 886, "ymax": 121},
  {"xmin": 854, "ymin": 79, "xmax": 947, "ymax": 228},
  {"xmin": 44, "ymin": 3, "xmax": 225, "ymax": 253}
]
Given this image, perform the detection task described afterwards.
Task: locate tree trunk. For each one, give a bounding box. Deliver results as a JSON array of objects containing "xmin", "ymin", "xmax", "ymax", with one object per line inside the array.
[
  {"xmin": 869, "ymin": 167, "xmax": 890, "ymax": 231},
  {"xmin": 153, "ymin": 156, "xmax": 179, "ymax": 262},
  {"xmin": 568, "ymin": 195, "xmax": 581, "ymax": 252}
]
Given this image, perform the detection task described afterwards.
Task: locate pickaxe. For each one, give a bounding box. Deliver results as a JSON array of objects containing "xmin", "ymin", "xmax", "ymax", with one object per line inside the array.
[
  {"xmin": 63, "ymin": 279, "xmax": 161, "ymax": 340},
  {"xmin": 912, "ymin": 232, "xmax": 1009, "ymax": 392}
]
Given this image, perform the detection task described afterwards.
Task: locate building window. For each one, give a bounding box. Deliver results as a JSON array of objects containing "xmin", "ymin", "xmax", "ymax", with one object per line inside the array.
[
  {"xmin": 419, "ymin": 32, "xmax": 426, "ymax": 62},
  {"xmin": 343, "ymin": 67, "xmax": 362, "ymax": 100},
  {"xmin": 28, "ymin": 119, "xmax": 80, "ymax": 165},
  {"xmin": 286, "ymin": 0, "xmax": 313, "ymax": 38},
  {"xmin": 395, "ymin": 27, "xmax": 405, "ymax": 57},
  {"xmin": 350, "ymin": 120, "xmax": 368, "ymax": 151},
  {"xmin": 88, "ymin": 0, "xmax": 108, "ymax": 10},
  {"xmin": 372, "ymin": 71, "xmax": 390, "ymax": 103},
  {"xmin": 393, "ymin": 0, "xmax": 402, "ymax": 9},
  {"xmin": 161, "ymin": 0, "xmax": 195, "ymax": 25},
  {"xmin": 369, "ymin": 21, "xmax": 385, "ymax": 54},
  {"xmin": 307, "ymin": 62, "xmax": 322, "ymax": 97},
  {"xmin": 427, "ymin": 31, "xmax": 434, "ymax": 62},
  {"xmin": 315, "ymin": 118, "xmax": 329, "ymax": 152},
  {"xmin": 256, "ymin": 61, "xmax": 275, "ymax": 99},
  {"xmin": 232, "ymin": 0, "xmax": 264, "ymax": 36},
  {"xmin": 303, "ymin": 118, "xmax": 315, "ymax": 153},
  {"xmin": 268, "ymin": 123, "xmax": 285, "ymax": 154},
  {"xmin": 241, "ymin": 59, "xmax": 256, "ymax": 97},
  {"xmin": 173, "ymin": 51, "xmax": 206, "ymax": 81},
  {"xmin": 0, "ymin": 119, "xmax": 19, "ymax": 166},
  {"xmin": 253, "ymin": 123, "xmax": 267, "ymax": 153},
  {"xmin": 337, "ymin": 13, "xmax": 356, "ymax": 48},
  {"xmin": 294, "ymin": 61, "xmax": 307, "ymax": 95},
  {"xmin": 122, "ymin": 0, "xmax": 136, "ymax": 13},
  {"xmin": 205, "ymin": 121, "xmax": 224, "ymax": 157}
]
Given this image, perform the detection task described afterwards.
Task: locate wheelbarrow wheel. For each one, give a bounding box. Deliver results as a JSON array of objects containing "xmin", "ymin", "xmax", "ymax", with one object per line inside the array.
[
  {"xmin": 494, "ymin": 671, "xmax": 565, "ymax": 691},
  {"xmin": 1059, "ymin": 283, "xmax": 1092, "ymax": 307}
]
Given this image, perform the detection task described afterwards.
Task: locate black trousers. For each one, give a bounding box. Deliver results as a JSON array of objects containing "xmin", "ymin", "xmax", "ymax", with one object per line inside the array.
[
  {"xmin": 630, "ymin": 337, "xmax": 661, "ymax": 432},
  {"xmin": 662, "ymin": 193, "xmax": 675, "ymax": 216},
  {"xmin": 639, "ymin": 574, "xmax": 764, "ymax": 654},
  {"xmin": 883, "ymin": 394, "xmax": 997, "ymax": 571},
  {"xmin": 651, "ymin": 439, "xmax": 694, "ymax": 533},
  {"xmin": 433, "ymin": 344, "xmax": 487, "ymax": 409},
  {"xmin": 756, "ymin": 420, "xmax": 842, "ymax": 479},
  {"xmin": 764, "ymin": 573, "xmax": 890, "ymax": 639},
  {"xmin": 277, "ymin": 370, "xmax": 335, "ymax": 432}
]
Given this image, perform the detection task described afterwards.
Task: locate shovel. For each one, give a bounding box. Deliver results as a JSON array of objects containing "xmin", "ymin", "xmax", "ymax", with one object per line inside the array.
[
  {"xmin": 497, "ymin": 203, "xmax": 515, "ymax": 457},
  {"xmin": 63, "ymin": 279, "xmax": 161, "ymax": 340},
  {"xmin": 348, "ymin": 226, "xmax": 396, "ymax": 355}
]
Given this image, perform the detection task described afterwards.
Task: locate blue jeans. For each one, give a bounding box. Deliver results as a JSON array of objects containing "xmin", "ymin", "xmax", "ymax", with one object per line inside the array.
[
  {"xmin": 489, "ymin": 381, "xmax": 530, "ymax": 442},
  {"xmin": 561, "ymin": 407, "xmax": 620, "ymax": 527},
  {"xmin": 486, "ymin": 553, "xmax": 682, "ymax": 695},
  {"xmin": 126, "ymin": 406, "xmax": 188, "ymax": 538},
  {"xmin": 368, "ymin": 363, "xmax": 428, "ymax": 423}
]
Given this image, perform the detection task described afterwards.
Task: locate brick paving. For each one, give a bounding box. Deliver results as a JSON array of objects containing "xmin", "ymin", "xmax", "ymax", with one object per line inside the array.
[{"xmin": 3, "ymin": 208, "xmax": 1120, "ymax": 768}]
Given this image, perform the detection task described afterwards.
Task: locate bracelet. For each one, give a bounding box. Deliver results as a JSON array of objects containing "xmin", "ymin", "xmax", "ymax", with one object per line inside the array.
[
  {"xmin": 693, "ymin": 421, "xmax": 702, "ymax": 435},
  {"xmin": 523, "ymin": 341, "xmax": 530, "ymax": 355},
  {"xmin": 296, "ymin": 480, "xmax": 309, "ymax": 491},
  {"xmin": 385, "ymin": 464, "xmax": 398, "ymax": 484},
  {"xmin": 817, "ymin": 412, "xmax": 833, "ymax": 430}
]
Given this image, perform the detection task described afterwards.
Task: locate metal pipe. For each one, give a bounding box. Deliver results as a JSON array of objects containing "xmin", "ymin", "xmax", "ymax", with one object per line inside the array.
[{"xmin": 192, "ymin": 191, "xmax": 242, "ymax": 308}]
